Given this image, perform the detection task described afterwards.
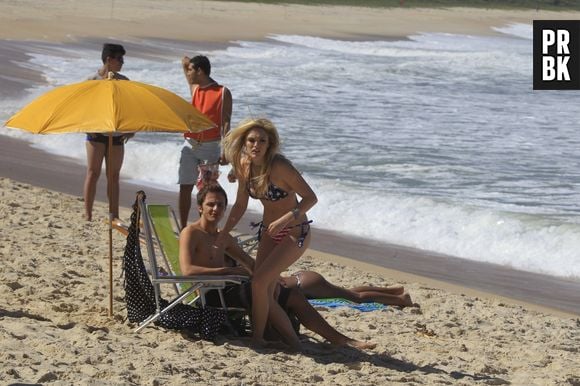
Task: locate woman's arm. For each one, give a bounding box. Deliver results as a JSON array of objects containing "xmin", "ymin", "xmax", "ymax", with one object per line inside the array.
[
  {"xmin": 225, "ymin": 236, "xmax": 255, "ymax": 274},
  {"xmin": 221, "ymin": 177, "xmax": 250, "ymax": 236},
  {"xmin": 212, "ymin": 177, "xmax": 250, "ymax": 258},
  {"xmin": 285, "ymin": 161, "xmax": 318, "ymax": 218},
  {"xmin": 267, "ymin": 159, "xmax": 318, "ymax": 234}
]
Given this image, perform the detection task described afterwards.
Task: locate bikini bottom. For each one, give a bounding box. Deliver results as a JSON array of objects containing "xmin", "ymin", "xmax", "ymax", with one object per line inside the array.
[{"xmin": 251, "ymin": 220, "xmax": 312, "ymax": 248}]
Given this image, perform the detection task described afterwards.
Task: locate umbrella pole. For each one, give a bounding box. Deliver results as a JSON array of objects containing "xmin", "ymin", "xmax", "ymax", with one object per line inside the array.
[{"xmin": 108, "ymin": 134, "xmax": 114, "ymax": 317}]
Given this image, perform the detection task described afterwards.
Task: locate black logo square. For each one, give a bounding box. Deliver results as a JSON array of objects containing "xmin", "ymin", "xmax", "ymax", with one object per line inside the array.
[{"xmin": 533, "ymin": 20, "xmax": 580, "ymax": 90}]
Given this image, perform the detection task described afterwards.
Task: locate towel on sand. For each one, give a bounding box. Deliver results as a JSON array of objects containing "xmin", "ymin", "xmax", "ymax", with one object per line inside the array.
[{"xmin": 308, "ymin": 298, "xmax": 386, "ymax": 312}]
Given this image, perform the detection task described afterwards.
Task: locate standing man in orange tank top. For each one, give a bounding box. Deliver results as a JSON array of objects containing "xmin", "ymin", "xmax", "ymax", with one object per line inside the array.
[{"xmin": 178, "ymin": 55, "xmax": 232, "ymax": 228}]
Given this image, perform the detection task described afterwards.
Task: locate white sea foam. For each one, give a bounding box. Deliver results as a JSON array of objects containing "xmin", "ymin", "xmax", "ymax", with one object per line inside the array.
[{"xmin": 309, "ymin": 179, "xmax": 580, "ymax": 279}]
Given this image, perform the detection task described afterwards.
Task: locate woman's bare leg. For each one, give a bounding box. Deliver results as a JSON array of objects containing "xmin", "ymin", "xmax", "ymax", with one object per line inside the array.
[
  {"xmin": 350, "ymin": 285, "xmax": 405, "ymax": 295},
  {"xmin": 285, "ymin": 290, "xmax": 376, "ymax": 350},
  {"xmin": 83, "ymin": 141, "xmax": 106, "ymax": 221},
  {"xmin": 252, "ymin": 232, "xmax": 311, "ymax": 346},
  {"xmin": 104, "ymin": 144, "xmax": 124, "ymax": 219},
  {"xmin": 351, "ymin": 290, "xmax": 415, "ymax": 307},
  {"xmin": 298, "ymin": 271, "xmax": 413, "ymax": 306},
  {"xmin": 262, "ymin": 289, "xmax": 301, "ymax": 350}
]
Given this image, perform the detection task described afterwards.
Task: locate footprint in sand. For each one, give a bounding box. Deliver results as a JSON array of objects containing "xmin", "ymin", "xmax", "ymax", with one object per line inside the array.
[
  {"xmin": 52, "ymin": 302, "xmax": 78, "ymax": 313},
  {"xmin": 65, "ymin": 269, "xmax": 89, "ymax": 278},
  {"xmin": 37, "ymin": 372, "xmax": 58, "ymax": 383},
  {"xmin": 56, "ymin": 322, "xmax": 76, "ymax": 330},
  {"xmin": 6, "ymin": 282, "xmax": 24, "ymax": 290}
]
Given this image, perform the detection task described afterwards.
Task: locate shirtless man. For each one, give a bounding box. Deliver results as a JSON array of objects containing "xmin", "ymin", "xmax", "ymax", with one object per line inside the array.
[{"xmin": 179, "ymin": 184, "xmax": 376, "ymax": 351}]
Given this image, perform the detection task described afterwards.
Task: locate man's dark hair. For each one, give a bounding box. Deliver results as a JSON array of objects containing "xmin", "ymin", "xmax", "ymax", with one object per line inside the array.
[
  {"xmin": 101, "ymin": 43, "xmax": 126, "ymax": 64},
  {"xmin": 197, "ymin": 183, "xmax": 227, "ymax": 209},
  {"xmin": 190, "ymin": 55, "xmax": 211, "ymax": 76}
]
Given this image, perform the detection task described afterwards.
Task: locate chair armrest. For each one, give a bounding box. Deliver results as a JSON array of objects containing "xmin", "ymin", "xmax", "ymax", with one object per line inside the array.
[{"xmin": 152, "ymin": 275, "xmax": 249, "ymax": 285}]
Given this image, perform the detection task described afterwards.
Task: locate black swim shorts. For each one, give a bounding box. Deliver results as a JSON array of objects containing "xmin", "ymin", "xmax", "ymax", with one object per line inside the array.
[
  {"xmin": 86, "ymin": 133, "xmax": 126, "ymax": 146},
  {"xmin": 205, "ymin": 282, "xmax": 292, "ymax": 310}
]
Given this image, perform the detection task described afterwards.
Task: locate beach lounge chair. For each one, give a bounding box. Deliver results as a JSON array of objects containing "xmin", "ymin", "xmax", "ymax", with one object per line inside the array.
[{"xmin": 133, "ymin": 192, "xmax": 249, "ymax": 333}]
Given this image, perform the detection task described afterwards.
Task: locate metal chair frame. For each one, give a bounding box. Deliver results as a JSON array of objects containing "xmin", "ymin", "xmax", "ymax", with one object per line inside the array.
[{"xmin": 134, "ymin": 194, "xmax": 248, "ymax": 333}]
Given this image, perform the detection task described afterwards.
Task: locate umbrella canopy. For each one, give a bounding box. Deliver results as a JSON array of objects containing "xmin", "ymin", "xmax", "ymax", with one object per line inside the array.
[
  {"xmin": 4, "ymin": 77, "xmax": 215, "ymax": 317},
  {"xmin": 5, "ymin": 78, "xmax": 214, "ymax": 134}
]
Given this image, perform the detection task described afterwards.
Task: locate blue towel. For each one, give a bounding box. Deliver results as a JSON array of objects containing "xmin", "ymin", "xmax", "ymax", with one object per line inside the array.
[{"xmin": 308, "ymin": 298, "xmax": 386, "ymax": 312}]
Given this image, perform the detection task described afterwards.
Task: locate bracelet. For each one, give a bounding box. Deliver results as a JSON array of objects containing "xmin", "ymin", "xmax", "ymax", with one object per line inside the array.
[{"xmin": 291, "ymin": 207, "xmax": 300, "ymax": 220}]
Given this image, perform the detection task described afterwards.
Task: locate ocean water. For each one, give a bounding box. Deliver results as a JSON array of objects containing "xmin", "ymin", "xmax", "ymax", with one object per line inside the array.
[{"xmin": 1, "ymin": 23, "xmax": 579, "ymax": 279}]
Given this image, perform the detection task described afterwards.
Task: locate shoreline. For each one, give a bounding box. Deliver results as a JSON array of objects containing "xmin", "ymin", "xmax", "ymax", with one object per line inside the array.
[
  {"xmin": 1, "ymin": 135, "xmax": 579, "ymax": 317},
  {"xmin": 2, "ymin": 2, "xmax": 579, "ymax": 43}
]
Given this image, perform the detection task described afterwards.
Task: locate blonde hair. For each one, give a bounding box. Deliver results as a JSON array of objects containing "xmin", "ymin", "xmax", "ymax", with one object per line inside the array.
[{"xmin": 222, "ymin": 118, "xmax": 281, "ymax": 198}]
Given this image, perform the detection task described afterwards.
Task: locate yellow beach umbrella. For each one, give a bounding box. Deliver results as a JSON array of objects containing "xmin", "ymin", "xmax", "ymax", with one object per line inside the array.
[
  {"xmin": 5, "ymin": 77, "xmax": 214, "ymax": 316},
  {"xmin": 6, "ymin": 78, "xmax": 213, "ymax": 134}
]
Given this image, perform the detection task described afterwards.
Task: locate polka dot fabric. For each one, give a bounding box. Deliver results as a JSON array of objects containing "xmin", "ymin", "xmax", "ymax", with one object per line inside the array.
[{"xmin": 122, "ymin": 192, "xmax": 226, "ymax": 339}]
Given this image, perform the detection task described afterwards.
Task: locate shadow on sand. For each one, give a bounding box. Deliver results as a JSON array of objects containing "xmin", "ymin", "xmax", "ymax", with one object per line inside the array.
[{"xmin": 181, "ymin": 331, "xmax": 509, "ymax": 384}]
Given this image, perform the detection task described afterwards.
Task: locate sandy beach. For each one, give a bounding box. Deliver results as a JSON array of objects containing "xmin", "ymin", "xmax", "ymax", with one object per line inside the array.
[
  {"xmin": 2, "ymin": 1, "xmax": 580, "ymax": 384},
  {"xmin": 2, "ymin": 0, "xmax": 578, "ymax": 43},
  {"xmin": 2, "ymin": 176, "xmax": 580, "ymax": 385}
]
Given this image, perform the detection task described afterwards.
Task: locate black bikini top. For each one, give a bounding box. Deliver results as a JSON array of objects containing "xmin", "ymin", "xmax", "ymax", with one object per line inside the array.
[
  {"xmin": 247, "ymin": 181, "xmax": 289, "ymax": 201},
  {"xmin": 246, "ymin": 160, "xmax": 290, "ymax": 201}
]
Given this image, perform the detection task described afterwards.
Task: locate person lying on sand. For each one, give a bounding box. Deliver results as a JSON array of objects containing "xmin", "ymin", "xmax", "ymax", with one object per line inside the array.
[
  {"xmin": 179, "ymin": 183, "xmax": 376, "ymax": 351},
  {"xmin": 280, "ymin": 270, "xmax": 418, "ymax": 308}
]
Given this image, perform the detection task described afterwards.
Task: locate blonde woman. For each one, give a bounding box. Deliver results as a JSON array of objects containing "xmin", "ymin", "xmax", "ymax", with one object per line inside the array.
[{"xmin": 215, "ymin": 118, "xmax": 317, "ymax": 346}]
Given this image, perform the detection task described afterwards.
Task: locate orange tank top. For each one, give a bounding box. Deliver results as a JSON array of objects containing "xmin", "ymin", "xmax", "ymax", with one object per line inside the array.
[{"xmin": 184, "ymin": 82, "xmax": 225, "ymax": 142}]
